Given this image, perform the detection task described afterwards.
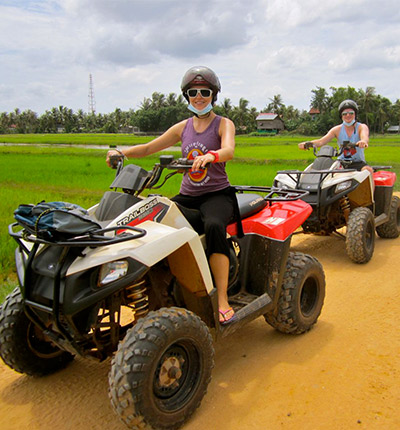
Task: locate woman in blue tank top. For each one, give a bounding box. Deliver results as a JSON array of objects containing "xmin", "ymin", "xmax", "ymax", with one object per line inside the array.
[
  {"xmin": 106, "ymin": 66, "xmax": 237, "ymax": 324},
  {"xmin": 298, "ymin": 99, "xmax": 373, "ymax": 174}
]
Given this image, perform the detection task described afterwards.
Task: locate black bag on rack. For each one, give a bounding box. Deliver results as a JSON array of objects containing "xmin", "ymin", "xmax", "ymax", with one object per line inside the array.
[{"xmin": 14, "ymin": 201, "xmax": 101, "ymax": 241}]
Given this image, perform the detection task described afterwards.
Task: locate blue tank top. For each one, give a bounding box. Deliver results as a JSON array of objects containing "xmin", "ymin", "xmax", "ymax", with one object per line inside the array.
[
  {"xmin": 337, "ymin": 122, "xmax": 366, "ymax": 162},
  {"xmin": 179, "ymin": 115, "xmax": 231, "ymax": 196}
]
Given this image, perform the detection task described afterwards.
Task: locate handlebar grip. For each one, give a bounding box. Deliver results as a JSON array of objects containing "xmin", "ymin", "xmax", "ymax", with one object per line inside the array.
[{"xmin": 109, "ymin": 155, "xmax": 124, "ymax": 169}]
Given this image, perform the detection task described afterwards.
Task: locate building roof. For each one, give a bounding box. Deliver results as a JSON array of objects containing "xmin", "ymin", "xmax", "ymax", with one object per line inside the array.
[
  {"xmin": 387, "ymin": 125, "xmax": 399, "ymax": 132},
  {"xmin": 256, "ymin": 113, "xmax": 278, "ymax": 121},
  {"xmin": 308, "ymin": 108, "xmax": 320, "ymax": 114}
]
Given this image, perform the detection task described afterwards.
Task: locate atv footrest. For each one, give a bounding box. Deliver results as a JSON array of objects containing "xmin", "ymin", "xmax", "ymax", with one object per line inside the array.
[
  {"xmin": 221, "ymin": 293, "xmax": 272, "ymax": 337},
  {"xmin": 229, "ymin": 292, "xmax": 260, "ymax": 307}
]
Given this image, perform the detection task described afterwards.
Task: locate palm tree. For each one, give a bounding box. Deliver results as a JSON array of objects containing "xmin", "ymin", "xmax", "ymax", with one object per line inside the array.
[
  {"xmin": 375, "ymin": 96, "xmax": 391, "ymax": 133},
  {"xmin": 150, "ymin": 92, "xmax": 166, "ymax": 110},
  {"xmin": 310, "ymin": 87, "xmax": 329, "ymax": 114},
  {"xmin": 265, "ymin": 94, "xmax": 284, "ymax": 115},
  {"xmin": 139, "ymin": 98, "xmax": 152, "ymax": 110},
  {"xmin": 220, "ymin": 98, "xmax": 233, "ymax": 118},
  {"xmin": 232, "ymin": 98, "xmax": 249, "ymax": 126},
  {"xmin": 359, "ymin": 86, "xmax": 376, "ymax": 127}
]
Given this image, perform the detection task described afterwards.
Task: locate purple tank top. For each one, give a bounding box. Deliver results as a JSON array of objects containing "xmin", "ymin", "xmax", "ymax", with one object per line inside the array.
[{"xmin": 179, "ymin": 115, "xmax": 231, "ymax": 196}]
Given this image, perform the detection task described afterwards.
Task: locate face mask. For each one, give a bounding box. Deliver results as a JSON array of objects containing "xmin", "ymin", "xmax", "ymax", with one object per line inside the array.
[
  {"xmin": 343, "ymin": 119, "xmax": 356, "ymax": 126},
  {"xmin": 187, "ymin": 102, "xmax": 213, "ymax": 116}
]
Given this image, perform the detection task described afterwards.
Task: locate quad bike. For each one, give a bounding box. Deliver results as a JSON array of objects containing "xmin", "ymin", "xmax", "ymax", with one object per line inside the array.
[
  {"xmin": 0, "ymin": 154, "xmax": 326, "ymax": 430},
  {"xmin": 273, "ymin": 141, "xmax": 399, "ymax": 263}
]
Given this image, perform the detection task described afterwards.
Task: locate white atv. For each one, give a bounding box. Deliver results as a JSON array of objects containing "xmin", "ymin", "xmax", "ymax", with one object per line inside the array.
[
  {"xmin": 274, "ymin": 141, "xmax": 399, "ymax": 263},
  {"xmin": 0, "ymin": 155, "xmax": 326, "ymax": 430}
]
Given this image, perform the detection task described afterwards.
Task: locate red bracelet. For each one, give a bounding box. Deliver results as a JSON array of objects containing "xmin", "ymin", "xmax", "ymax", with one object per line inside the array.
[{"xmin": 208, "ymin": 150, "xmax": 219, "ymax": 163}]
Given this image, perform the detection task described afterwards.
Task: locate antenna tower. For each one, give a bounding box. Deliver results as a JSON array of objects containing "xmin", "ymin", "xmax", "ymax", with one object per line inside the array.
[{"xmin": 88, "ymin": 74, "xmax": 96, "ymax": 114}]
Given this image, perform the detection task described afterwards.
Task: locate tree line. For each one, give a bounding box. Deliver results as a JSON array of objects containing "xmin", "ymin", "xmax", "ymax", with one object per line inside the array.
[{"xmin": 1, "ymin": 86, "xmax": 399, "ymax": 135}]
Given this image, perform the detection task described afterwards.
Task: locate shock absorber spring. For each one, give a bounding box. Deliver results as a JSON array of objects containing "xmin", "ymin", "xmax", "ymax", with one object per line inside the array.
[
  {"xmin": 340, "ymin": 196, "xmax": 351, "ymax": 221},
  {"xmin": 125, "ymin": 279, "xmax": 149, "ymax": 318}
]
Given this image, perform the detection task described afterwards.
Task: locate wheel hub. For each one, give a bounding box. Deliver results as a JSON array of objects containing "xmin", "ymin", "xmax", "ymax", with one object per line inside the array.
[{"xmin": 158, "ymin": 356, "xmax": 185, "ymax": 388}]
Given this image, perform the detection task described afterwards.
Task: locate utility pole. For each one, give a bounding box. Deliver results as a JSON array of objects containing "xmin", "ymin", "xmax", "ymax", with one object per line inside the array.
[{"xmin": 88, "ymin": 74, "xmax": 96, "ymax": 114}]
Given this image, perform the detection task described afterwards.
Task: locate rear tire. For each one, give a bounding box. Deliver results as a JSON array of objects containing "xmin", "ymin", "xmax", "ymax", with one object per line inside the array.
[
  {"xmin": 265, "ymin": 252, "xmax": 325, "ymax": 334},
  {"xmin": 109, "ymin": 307, "xmax": 214, "ymax": 430},
  {"xmin": 376, "ymin": 196, "xmax": 400, "ymax": 239},
  {"xmin": 346, "ymin": 207, "xmax": 375, "ymax": 263},
  {"xmin": 0, "ymin": 288, "xmax": 74, "ymax": 376}
]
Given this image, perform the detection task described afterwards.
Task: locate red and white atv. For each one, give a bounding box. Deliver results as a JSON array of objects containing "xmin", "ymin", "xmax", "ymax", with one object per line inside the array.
[
  {"xmin": 1, "ymin": 155, "xmax": 325, "ymax": 430},
  {"xmin": 274, "ymin": 141, "xmax": 399, "ymax": 263}
]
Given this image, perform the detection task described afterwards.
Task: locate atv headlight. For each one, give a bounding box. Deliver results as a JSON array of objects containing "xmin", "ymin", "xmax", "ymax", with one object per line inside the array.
[
  {"xmin": 335, "ymin": 180, "xmax": 352, "ymax": 194},
  {"xmin": 98, "ymin": 260, "xmax": 129, "ymax": 286}
]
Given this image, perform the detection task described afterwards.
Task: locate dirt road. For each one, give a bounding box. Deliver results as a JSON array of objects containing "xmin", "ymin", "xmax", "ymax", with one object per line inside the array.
[{"xmin": 1, "ymin": 212, "xmax": 399, "ymax": 430}]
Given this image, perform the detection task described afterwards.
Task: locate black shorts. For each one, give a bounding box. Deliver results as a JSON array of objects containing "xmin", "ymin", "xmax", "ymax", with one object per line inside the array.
[
  {"xmin": 343, "ymin": 161, "xmax": 369, "ymax": 171},
  {"xmin": 172, "ymin": 187, "xmax": 235, "ymax": 257}
]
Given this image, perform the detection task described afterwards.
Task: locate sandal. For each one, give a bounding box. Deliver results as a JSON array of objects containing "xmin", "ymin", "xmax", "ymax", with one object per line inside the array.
[{"xmin": 219, "ymin": 307, "xmax": 236, "ymax": 325}]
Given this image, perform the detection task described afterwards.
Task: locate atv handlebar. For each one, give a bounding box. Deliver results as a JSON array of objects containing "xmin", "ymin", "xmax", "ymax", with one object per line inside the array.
[
  {"xmin": 111, "ymin": 156, "xmax": 307, "ymax": 201},
  {"xmin": 304, "ymin": 140, "xmax": 359, "ymax": 159}
]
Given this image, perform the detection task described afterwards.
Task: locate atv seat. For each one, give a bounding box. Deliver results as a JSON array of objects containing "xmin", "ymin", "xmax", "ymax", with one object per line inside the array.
[
  {"xmin": 176, "ymin": 193, "xmax": 267, "ymax": 235},
  {"xmin": 236, "ymin": 193, "xmax": 267, "ymax": 219}
]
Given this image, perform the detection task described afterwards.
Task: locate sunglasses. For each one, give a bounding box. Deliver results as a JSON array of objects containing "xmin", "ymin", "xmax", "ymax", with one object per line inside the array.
[
  {"xmin": 187, "ymin": 88, "xmax": 213, "ymax": 98},
  {"xmin": 342, "ymin": 111, "xmax": 355, "ymax": 116}
]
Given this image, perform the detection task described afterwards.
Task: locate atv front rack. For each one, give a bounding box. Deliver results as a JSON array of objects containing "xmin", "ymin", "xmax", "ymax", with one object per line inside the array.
[
  {"xmin": 276, "ymin": 168, "xmax": 356, "ymax": 187},
  {"xmin": 9, "ymin": 222, "xmax": 147, "ymax": 254}
]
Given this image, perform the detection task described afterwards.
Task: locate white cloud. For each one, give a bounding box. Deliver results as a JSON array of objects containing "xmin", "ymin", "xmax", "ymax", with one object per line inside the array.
[{"xmin": 0, "ymin": 0, "xmax": 399, "ymax": 114}]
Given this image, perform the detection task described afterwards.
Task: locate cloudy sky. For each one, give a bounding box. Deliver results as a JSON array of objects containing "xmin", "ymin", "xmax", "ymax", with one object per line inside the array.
[{"xmin": 1, "ymin": 0, "xmax": 399, "ymax": 114}]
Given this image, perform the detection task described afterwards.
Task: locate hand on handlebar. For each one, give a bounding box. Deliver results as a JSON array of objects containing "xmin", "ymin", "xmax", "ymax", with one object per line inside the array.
[
  {"xmin": 298, "ymin": 141, "xmax": 313, "ymax": 150},
  {"xmin": 191, "ymin": 153, "xmax": 214, "ymax": 171},
  {"xmin": 106, "ymin": 150, "xmax": 125, "ymax": 169},
  {"xmin": 357, "ymin": 140, "xmax": 368, "ymax": 148}
]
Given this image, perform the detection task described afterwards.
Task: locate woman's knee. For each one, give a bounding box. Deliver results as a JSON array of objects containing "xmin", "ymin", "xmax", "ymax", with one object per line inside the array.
[{"xmin": 204, "ymin": 218, "xmax": 225, "ymax": 234}]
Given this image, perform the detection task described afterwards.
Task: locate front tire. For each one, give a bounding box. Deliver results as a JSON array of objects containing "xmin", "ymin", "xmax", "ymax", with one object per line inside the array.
[
  {"xmin": 109, "ymin": 307, "xmax": 214, "ymax": 430},
  {"xmin": 346, "ymin": 207, "xmax": 375, "ymax": 263},
  {"xmin": 376, "ymin": 196, "xmax": 400, "ymax": 239},
  {"xmin": 265, "ymin": 252, "xmax": 325, "ymax": 334},
  {"xmin": 0, "ymin": 287, "xmax": 74, "ymax": 376}
]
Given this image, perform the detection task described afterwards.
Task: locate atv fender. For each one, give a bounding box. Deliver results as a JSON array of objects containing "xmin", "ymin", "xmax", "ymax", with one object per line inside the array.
[
  {"xmin": 227, "ymin": 199, "xmax": 312, "ymax": 241},
  {"xmin": 347, "ymin": 171, "xmax": 374, "ymax": 207},
  {"xmin": 66, "ymin": 221, "xmax": 214, "ymax": 294}
]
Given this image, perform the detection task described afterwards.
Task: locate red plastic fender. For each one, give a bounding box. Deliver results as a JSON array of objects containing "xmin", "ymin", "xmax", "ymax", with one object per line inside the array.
[
  {"xmin": 373, "ymin": 171, "xmax": 396, "ymax": 187},
  {"xmin": 227, "ymin": 199, "xmax": 312, "ymax": 241}
]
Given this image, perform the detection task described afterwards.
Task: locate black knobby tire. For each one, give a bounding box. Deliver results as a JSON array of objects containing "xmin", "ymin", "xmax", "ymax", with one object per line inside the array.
[
  {"xmin": 376, "ymin": 196, "xmax": 400, "ymax": 239},
  {"xmin": 0, "ymin": 287, "xmax": 74, "ymax": 376},
  {"xmin": 346, "ymin": 207, "xmax": 375, "ymax": 263},
  {"xmin": 265, "ymin": 252, "xmax": 325, "ymax": 334},
  {"xmin": 109, "ymin": 307, "xmax": 215, "ymax": 430}
]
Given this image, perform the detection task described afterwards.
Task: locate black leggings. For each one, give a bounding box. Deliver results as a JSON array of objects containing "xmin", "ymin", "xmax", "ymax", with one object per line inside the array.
[
  {"xmin": 172, "ymin": 187, "xmax": 235, "ymax": 258},
  {"xmin": 344, "ymin": 160, "xmax": 369, "ymax": 171}
]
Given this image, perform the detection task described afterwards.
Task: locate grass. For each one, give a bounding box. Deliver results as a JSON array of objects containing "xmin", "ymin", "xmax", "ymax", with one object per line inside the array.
[
  {"xmin": 0, "ymin": 133, "xmax": 160, "ymax": 145},
  {"xmin": 1, "ymin": 133, "xmax": 399, "ymax": 302}
]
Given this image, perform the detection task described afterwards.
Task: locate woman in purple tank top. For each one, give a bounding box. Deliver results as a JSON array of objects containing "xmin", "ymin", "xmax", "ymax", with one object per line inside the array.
[{"xmin": 106, "ymin": 66, "xmax": 237, "ymax": 324}]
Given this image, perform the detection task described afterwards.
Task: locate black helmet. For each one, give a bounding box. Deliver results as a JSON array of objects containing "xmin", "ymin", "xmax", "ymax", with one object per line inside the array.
[
  {"xmin": 338, "ymin": 99, "xmax": 358, "ymax": 117},
  {"xmin": 181, "ymin": 66, "xmax": 221, "ymax": 104}
]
